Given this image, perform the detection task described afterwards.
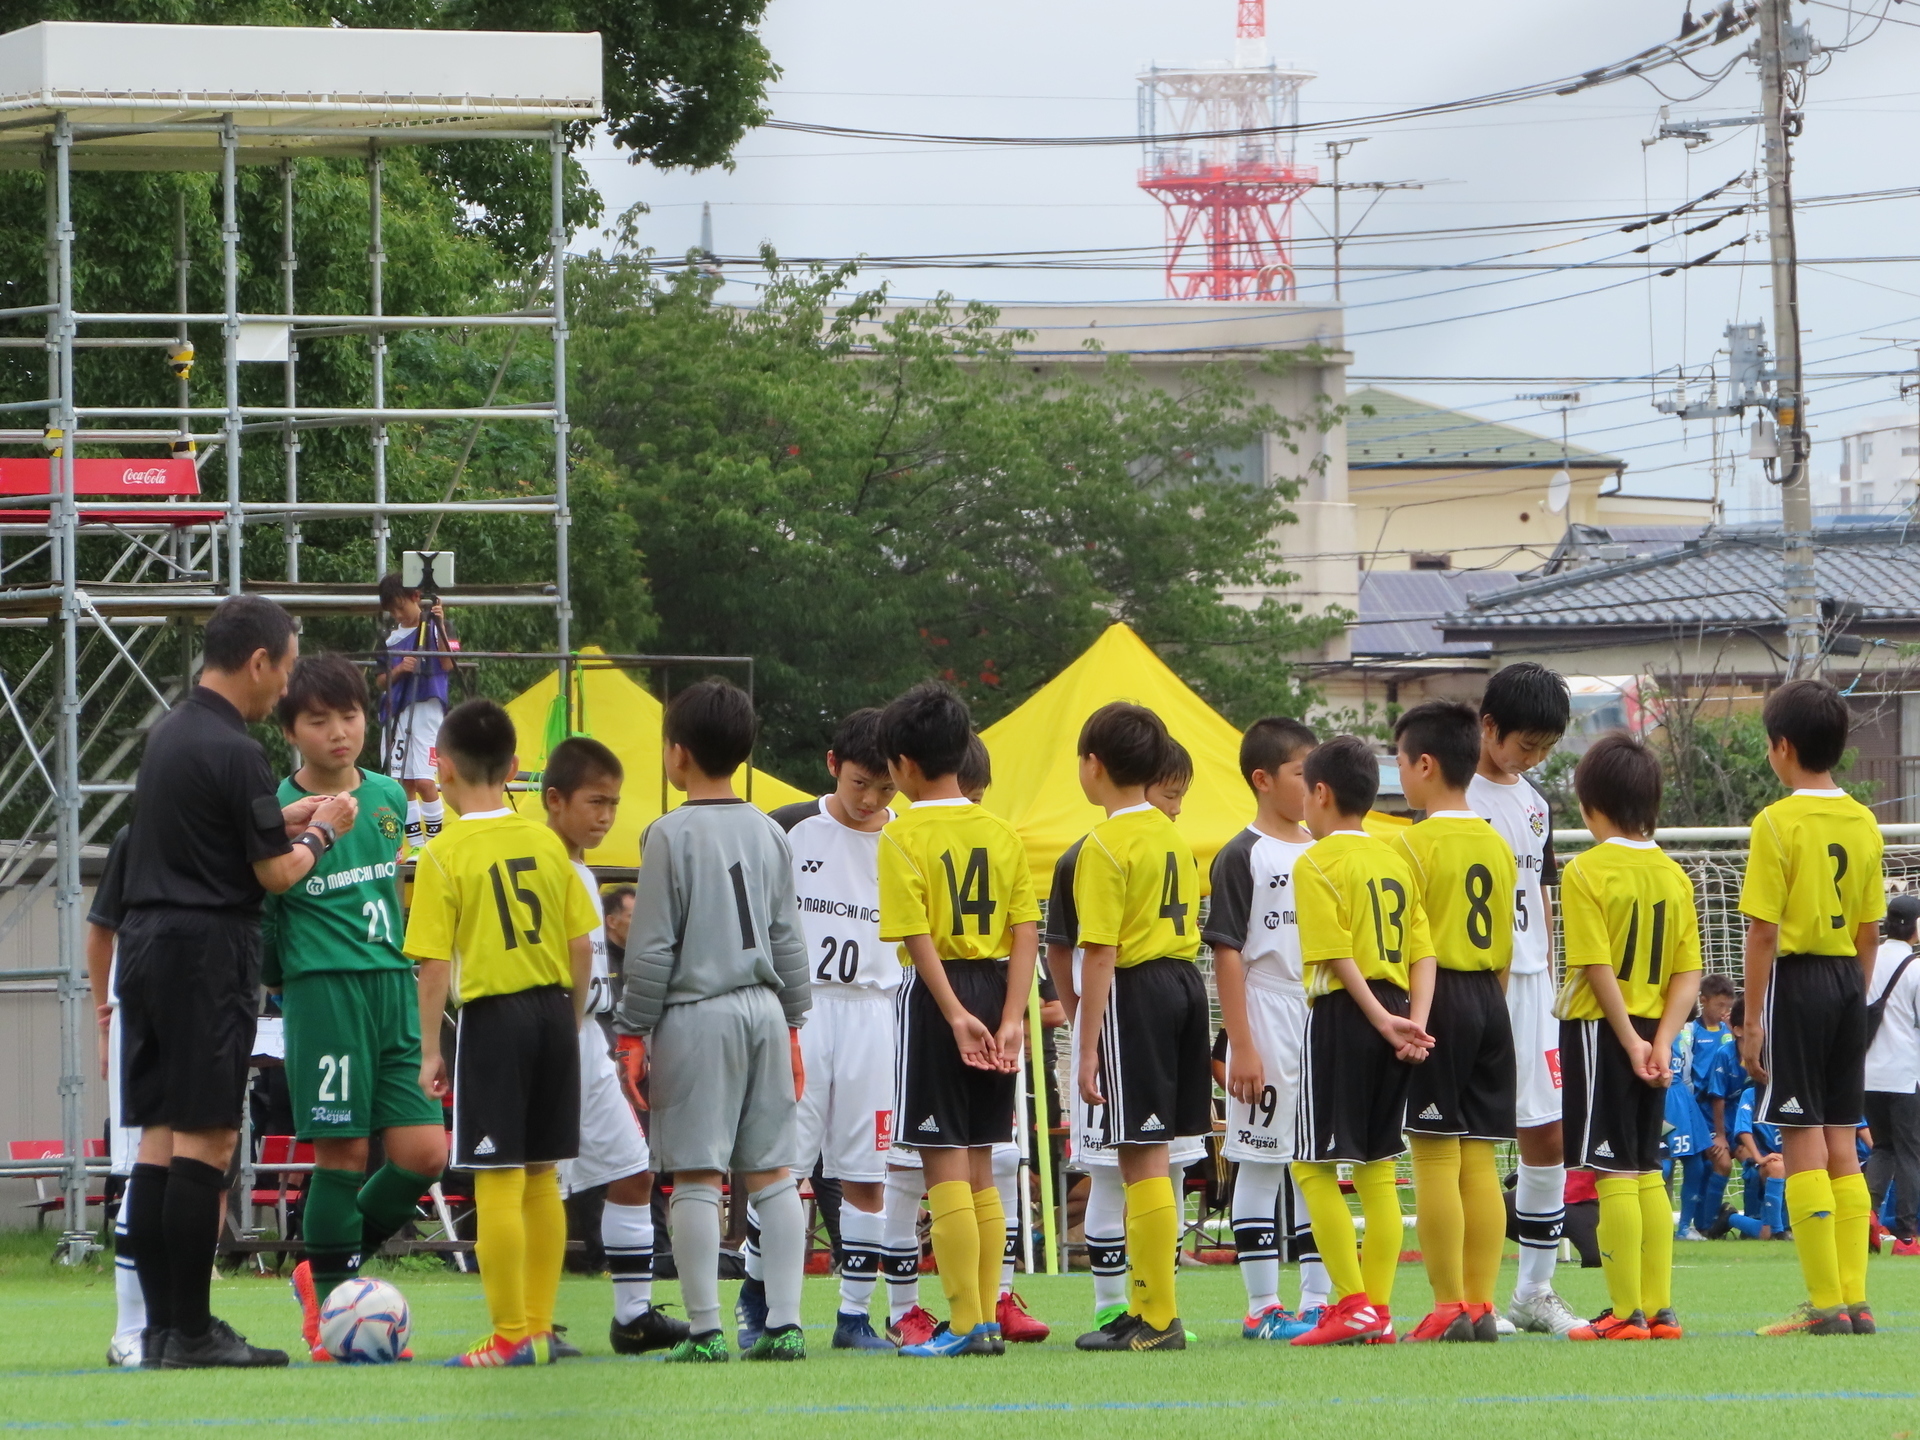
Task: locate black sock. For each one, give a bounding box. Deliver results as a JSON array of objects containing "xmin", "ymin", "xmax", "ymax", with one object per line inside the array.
[
  {"xmin": 127, "ymin": 1162, "xmax": 173, "ymax": 1335},
  {"xmin": 163, "ymin": 1158, "xmax": 226, "ymax": 1339}
]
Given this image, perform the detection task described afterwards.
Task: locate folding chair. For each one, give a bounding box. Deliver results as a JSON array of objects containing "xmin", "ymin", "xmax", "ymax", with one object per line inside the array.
[
  {"xmin": 8, "ymin": 1141, "xmax": 108, "ymax": 1228},
  {"xmin": 249, "ymin": 1136, "xmax": 314, "ymax": 1242}
]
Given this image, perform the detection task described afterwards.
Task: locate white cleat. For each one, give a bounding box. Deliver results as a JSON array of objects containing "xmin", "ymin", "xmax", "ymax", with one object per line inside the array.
[
  {"xmin": 1507, "ymin": 1289, "xmax": 1582, "ymax": 1336},
  {"xmin": 1493, "ymin": 1313, "xmax": 1517, "ymax": 1336},
  {"xmin": 106, "ymin": 1330, "xmax": 145, "ymax": 1367}
]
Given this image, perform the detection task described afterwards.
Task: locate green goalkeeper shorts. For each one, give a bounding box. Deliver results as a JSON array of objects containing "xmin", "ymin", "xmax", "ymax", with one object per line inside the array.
[{"xmin": 281, "ymin": 969, "xmax": 444, "ymax": 1139}]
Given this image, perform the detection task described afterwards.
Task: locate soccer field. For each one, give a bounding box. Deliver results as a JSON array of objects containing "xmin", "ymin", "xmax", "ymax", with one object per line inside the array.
[{"xmin": 5, "ymin": 1238, "xmax": 1919, "ymax": 1439}]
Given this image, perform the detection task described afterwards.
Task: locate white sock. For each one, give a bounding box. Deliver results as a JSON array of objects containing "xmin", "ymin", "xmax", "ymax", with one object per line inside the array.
[
  {"xmin": 668, "ymin": 1182, "xmax": 724, "ymax": 1336},
  {"xmin": 1514, "ymin": 1162, "xmax": 1567, "ymax": 1300},
  {"xmin": 1285, "ymin": 1174, "xmax": 1330, "ymax": 1311},
  {"xmin": 113, "ymin": 1180, "xmax": 145, "ymax": 1339},
  {"xmin": 883, "ymin": 1167, "xmax": 922, "ymax": 1322},
  {"xmin": 421, "ymin": 798, "xmax": 445, "ymax": 836},
  {"xmin": 1231, "ymin": 1160, "xmax": 1286, "ymax": 1314},
  {"xmin": 742, "ymin": 1198, "xmax": 763, "ymax": 1282},
  {"xmin": 602, "ymin": 1201, "xmax": 654, "ymax": 1323},
  {"xmin": 837, "ymin": 1205, "xmax": 884, "ymax": 1315},
  {"xmin": 404, "ymin": 799, "xmax": 422, "ymax": 847},
  {"xmin": 1085, "ymin": 1166, "xmax": 1129, "ymax": 1313},
  {"xmin": 751, "ymin": 1178, "xmax": 806, "ymax": 1332},
  {"xmin": 994, "ymin": 1145, "xmax": 1020, "ymax": 1295}
]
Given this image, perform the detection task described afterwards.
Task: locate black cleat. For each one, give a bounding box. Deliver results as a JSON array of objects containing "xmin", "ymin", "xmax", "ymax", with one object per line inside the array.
[
  {"xmin": 160, "ymin": 1317, "xmax": 288, "ymax": 1369},
  {"xmin": 1075, "ymin": 1312, "xmax": 1140, "ymax": 1350},
  {"xmin": 547, "ymin": 1323, "xmax": 584, "ymax": 1360},
  {"xmin": 139, "ymin": 1328, "xmax": 168, "ymax": 1370},
  {"xmin": 611, "ymin": 1305, "xmax": 692, "ymax": 1355}
]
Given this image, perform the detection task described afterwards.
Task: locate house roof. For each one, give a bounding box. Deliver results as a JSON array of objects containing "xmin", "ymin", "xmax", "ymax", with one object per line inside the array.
[
  {"xmin": 1346, "ymin": 387, "xmax": 1625, "ymax": 471},
  {"xmin": 1443, "ymin": 523, "xmax": 1920, "ymax": 637},
  {"xmin": 1540, "ymin": 522, "xmax": 1706, "ymax": 574},
  {"xmin": 1353, "ymin": 568, "xmax": 1521, "ymax": 657}
]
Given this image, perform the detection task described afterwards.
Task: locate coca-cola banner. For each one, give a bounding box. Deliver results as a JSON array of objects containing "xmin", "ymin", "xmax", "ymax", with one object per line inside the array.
[{"xmin": 0, "ymin": 459, "xmax": 199, "ymax": 496}]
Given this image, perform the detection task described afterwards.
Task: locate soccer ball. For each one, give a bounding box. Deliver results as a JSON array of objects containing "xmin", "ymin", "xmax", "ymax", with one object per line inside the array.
[{"xmin": 318, "ymin": 1277, "xmax": 411, "ymax": 1363}]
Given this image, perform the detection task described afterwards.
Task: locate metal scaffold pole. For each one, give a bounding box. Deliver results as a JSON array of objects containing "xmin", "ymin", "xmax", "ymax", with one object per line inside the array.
[
  {"xmin": 220, "ymin": 115, "xmax": 242, "ymax": 596},
  {"xmin": 282, "ymin": 158, "xmax": 300, "ymax": 584},
  {"xmin": 550, "ymin": 121, "xmax": 573, "ymax": 718},
  {"xmin": 368, "ymin": 144, "xmax": 387, "ymax": 579}
]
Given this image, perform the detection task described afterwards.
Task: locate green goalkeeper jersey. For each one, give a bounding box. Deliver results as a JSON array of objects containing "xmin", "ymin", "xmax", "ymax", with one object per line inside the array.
[{"xmin": 262, "ymin": 768, "xmax": 411, "ymax": 983}]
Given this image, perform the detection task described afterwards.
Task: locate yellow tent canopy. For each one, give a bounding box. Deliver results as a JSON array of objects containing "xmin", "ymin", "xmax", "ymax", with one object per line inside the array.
[
  {"xmin": 978, "ymin": 623, "xmax": 1404, "ymax": 888},
  {"xmin": 501, "ymin": 647, "xmax": 810, "ymax": 866}
]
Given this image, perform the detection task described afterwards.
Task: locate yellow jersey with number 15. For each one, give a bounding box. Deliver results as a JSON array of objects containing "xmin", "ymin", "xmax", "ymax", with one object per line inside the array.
[
  {"xmin": 1073, "ymin": 803, "xmax": 1205, "ymax": 968},
  {"xmin": 402, "ymin": 808, "xmax": 596, "ymax": 1005},
  {"xmin": 878, "ymin": 798, "xmax": 1040, "ymax": 964},
  {"xmin": 1739, "ymin": 790, "xmax": 1886, "ymax": 957},
  {"xmin": 1392, "ymin": 813, "xmax": 1517, "ymax": 974},
  {"xmin": 1295, "ymin": 830, "xmax": 1435, "ymax": 1001},
  {"xmin": 1556, "ymin": 838, "xmax": 1702, "ymax": 1021}
]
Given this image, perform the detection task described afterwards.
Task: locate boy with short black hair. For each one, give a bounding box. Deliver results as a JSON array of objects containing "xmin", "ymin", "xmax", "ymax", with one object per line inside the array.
[
  {"xmin": 542, "ymin": 737, "xmax": 688, "ymax": 1357},
  {"xmin": 268, "ymin": 654, "xmax": 450, "ymax": 1362},
  {"xmin": 376, "ymin": 573, "xmax": 457, "ymax": 849},
  {"xmin": 1741, "ymin": 678, "xmax": 1886, "ymax": 1336},
  {"xmin": 619, "ymin": 679, "xmax": 813, "ymax": 1362},
  {"xmin": 1288, "ymin": 735, "xmax": 1436, "ymax": 1347},
  {"xmin": 1671, "ymin": 973, "xmax": 1739, "ymax": 1239},
  {"xmin": 1206, "ymin": 716, "xmax": 1329, "ymax": 1342},
  {"xmin": 879, "ymin": 682, "xmax": 1039, "ymax": 1358},
  {"xmin": 1469, "ymin": 661, "xmax": 1581, "ymax": 1334},
  {"xmin": 1391, "ymin": 700, "xmax": 1518, "ymax": 1344},
  {"xmin": 407, "ymin": 698, "xmax": 596, "ymax": 1367},
  {"xmin": 1556, "ymin": 732, "xmax": 1701, "ymax": 1341}
]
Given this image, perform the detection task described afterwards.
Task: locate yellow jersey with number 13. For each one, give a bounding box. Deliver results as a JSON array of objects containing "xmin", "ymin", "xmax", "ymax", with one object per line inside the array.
[
  {"xmin": 1556, "ymin": 838, "xmax": 1702, "ymax": 1021},
  {"xmin": 1073, "ymin": 803, "xmax": 1205, "ymax": 968},
  {"xmin": 1739, "ymin": 790, "xmax": 1886, "ymax": 957},
  {"xmin": 1295, "ymin": 830, "xmax": 1435, "ymax": 1001},
  {"xmin": 1392, "ymin": 813, "xmax": 1517, "ymax": 974},
  {"xmin": 402, "ymin": 808, "xmax": 596, "ymax": 1005},
  {"xmin": 878, "ymin": 798, "xmax": 1039, "ymax": 964}
]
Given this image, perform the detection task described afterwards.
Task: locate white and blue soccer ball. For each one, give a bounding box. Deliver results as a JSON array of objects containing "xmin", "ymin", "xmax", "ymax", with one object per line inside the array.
[{"xmin": 319, "ymin": 1277, "xmax": 411, "ymax": 1363}]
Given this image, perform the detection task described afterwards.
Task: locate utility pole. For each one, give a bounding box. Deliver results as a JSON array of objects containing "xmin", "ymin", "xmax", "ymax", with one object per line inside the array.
[{"xmin": 1319, "ymin": 139, "xmax": 1425, "ymax": 304}]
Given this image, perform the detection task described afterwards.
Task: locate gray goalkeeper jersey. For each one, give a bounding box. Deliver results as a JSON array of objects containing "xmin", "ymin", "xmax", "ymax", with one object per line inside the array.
[{"xmin": 617, "ymin": 798, "xmax": 811, "ymax": 1036}]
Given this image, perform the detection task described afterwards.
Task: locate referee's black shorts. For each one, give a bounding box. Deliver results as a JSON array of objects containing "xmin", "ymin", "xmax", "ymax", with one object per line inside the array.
[
  {"xmin": 894, "ymin": 961, "xmax": 1016, "ymax": 1149},
  {"xmin": 1562, "ymin": 1014, "xmax": 1664, "ymax": 1174},
  {"xmin": 1405, "ymin": 968, "xmax": 1517, "ymax": 1140},
  {"xmin": 1761, "ymin": 953, "xmax": 1868, "ymax": 1128},
  {"xmin": 1297, "ymin": 980, "xmax": 1413, "ymax": 1164},
  {"xmin": 452, "ymin": 986, "xmax": 580, "ymax": 1169},
  {"xmin": 1093, "ymin": 957, "xmax": 1212, "ymax": 1146},
  {"xmin": 116, "ymin": 906, "xmax": 261, "ymax": 1133}
]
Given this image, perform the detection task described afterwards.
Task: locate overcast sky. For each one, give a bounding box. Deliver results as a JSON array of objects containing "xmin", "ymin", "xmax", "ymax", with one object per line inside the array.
[{"xmin": 581, "ymin": 0, "xmax": 1920, "ymax": 509}]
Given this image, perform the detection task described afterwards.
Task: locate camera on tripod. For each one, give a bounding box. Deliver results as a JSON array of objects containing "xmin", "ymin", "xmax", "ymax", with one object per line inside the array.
[{"xmin": 401, "ymin": 550, "xmax": 455, "ymax": 604}]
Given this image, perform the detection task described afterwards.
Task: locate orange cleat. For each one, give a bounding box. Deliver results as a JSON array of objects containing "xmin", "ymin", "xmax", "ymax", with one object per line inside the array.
[
  {"xmin": 1568, "ymin": 1308, "xmax": 1651, "ymax": 1341},
  {"xmin": 1403, "ymin": 1303, "xmax": 1473, "ymax": 1343},
  {"xmin": 289, "ymin": 1261, "xmax": 326, "ymax": 1360}
]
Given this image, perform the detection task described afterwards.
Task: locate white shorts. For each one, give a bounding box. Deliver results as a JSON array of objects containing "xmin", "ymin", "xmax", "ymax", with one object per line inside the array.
[
  {"xmin": 1067, "ymin": 1018, "xmax": 1206, "ymax": 1171},
  {"xmin": 385, "ymin": 699, "xmax": 444, "ymax": 782},
  {"xmin": 795, "ymin": 987, "xmax": 898, "ymax": 1184},
  {"xmin": 559, "ymin": 1021, "xmax": 650, "ymax": 1194},
  {"xmin": 106, "ymin": 1006, "xmax": 140, "ymax": 1178},
  {"xmin": 1221, "ymin": 985, "xmax": 1305, "ymax": 1164},
  {"xmin": 1507, "ymin": 967, "xmax": 1563, "ymax": 1128}
]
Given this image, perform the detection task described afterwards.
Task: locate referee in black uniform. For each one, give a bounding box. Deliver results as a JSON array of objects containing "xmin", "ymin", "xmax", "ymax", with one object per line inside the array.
[{"xmin": 117, "ymin": 596, "xmax": 358, "ymax": 1369}]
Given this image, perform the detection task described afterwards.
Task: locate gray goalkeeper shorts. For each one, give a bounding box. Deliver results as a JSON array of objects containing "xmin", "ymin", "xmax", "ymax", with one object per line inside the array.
[{"xmin": 647, "ymin": 985, "xmax": 798, "ymax": 1175}]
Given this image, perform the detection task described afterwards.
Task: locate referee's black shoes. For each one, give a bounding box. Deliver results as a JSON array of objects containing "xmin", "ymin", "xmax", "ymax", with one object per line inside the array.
[{"xmin": 157, "ymin": 1317, "xmax": 290, "ymax": 1368}]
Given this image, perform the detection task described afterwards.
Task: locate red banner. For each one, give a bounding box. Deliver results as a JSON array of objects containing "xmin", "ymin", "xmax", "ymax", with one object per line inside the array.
[{"xmin": 0, "ymin": 458, "xmax": 200, "ymax": 497}]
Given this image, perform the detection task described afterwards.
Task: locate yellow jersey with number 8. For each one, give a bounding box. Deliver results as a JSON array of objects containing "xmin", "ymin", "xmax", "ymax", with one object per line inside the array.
[
  {"xmin": 1738, "ymin": 791, "xmax": 1886, "ymax": 956},
  {"xmin": 878, "ymin": 798, "xmax": 1039, "ymax": 963},
  {"xmin": 1295, "ymin": 830, "xmax": 1435, "ymax": 1000},
  {"xmin": 1556, "ymin": 839, "xmax": 1701, "ymax": 1021},
  {"xmin": 1392, "ymin": 814, "xmax": 1517, "ymax": 974},
  {"xmin": 1073, "ymin": 804, "xmax": 1205, "ymax": 968}
]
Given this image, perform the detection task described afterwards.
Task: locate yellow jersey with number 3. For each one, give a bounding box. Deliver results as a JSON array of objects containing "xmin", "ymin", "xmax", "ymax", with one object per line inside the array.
[
  {"xmin": 1392, "ymin": 813, "xmax": 1517, "ymax": 974},
  {"xmin": 878, "ymin": 798, "xmax": 1039, "ymax": 963},
  {"xmin": 1073, "ymin": 804, "xmax": 1205, "ymax": 968},
  {"xmin": 1739, "ymin": 790, "xmax": 1886, "ymax": 956},
  {"xmin": 1295, "ymin": 830, "xmax": 1435, "ymax": 1000},
  {"xmin": 1556, "ymin": 839, "xmax": 1702, "ymax": 1021},
  {"xmin": 402, "ymin": 809, "xmax": 596, "ymax": 1004}
]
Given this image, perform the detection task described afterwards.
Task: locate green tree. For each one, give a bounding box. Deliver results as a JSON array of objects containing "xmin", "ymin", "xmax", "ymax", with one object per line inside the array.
[{"xmin": 572, "ymin": 256, "xmax": 1346, "ymax": 784}]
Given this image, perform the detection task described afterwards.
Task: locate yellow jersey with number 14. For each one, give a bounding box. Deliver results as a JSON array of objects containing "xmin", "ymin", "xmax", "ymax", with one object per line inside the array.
[
  {"xmin": 1739, "ymin": 790, "xmax": 1886, "ymax": 956},
  {"xmin": 402, "ymin": 809, "xmax": 597, "ymax": 1005},
  {"xmin": 1073, "ymin": 803, "xmax": 1205, "ymax": 968},
  {"xmin": 1295, "ymin": 830, "xmax": 1435, "ymax": 1001},
  {"xmin": 1392, "ymin": 813, "xmax": 1517, "ymax": 974},
  {"xmin": 1556, "ymin": 838, "xmax": 1701, "ymax": 1021},
  {"xmin": 878, "ymin": 798, "xmax": 1039, "ymax": 964}
]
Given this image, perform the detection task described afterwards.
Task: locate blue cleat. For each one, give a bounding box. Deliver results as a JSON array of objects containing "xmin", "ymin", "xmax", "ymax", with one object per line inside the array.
[
  {"xmin": 1244, "ymin": 1304, "xmax": 1313, "ymax": 1340},
  {"xmin": 899, "ymin": 1322, "xmax": 999, "ymax": 1357},
  {"xmin": 832, "ymin": 1311, "xmax": 896, "ymax": 1351},
  {"xmin": 734, "ymin": 1276, "xmax": 768, "ymax": 1351}
]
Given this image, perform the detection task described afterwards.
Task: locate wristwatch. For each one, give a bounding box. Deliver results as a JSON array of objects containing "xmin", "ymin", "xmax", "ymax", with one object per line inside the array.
[{"xmin": 310, "ymin": 818, "xmax": 338, "ymax": 848}]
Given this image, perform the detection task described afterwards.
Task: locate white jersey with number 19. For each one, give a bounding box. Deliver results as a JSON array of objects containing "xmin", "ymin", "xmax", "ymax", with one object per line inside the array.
[
  {"xmin": 772, "ymin": 797, "xmax": 896, "ymax": 991},
  {"xmin": 1467, "ymin": 771, "xmax": 1557, "ymax": 977}
]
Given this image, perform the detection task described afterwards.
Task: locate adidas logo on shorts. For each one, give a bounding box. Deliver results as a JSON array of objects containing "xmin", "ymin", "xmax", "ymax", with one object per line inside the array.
[
  {"xmin": 1594, "ymin": 1140, "xmax": 1612, "ymax": 1158},
  {"xmin": 1418, "ymin": 1104, "xmax": 1442, "ymax": 1121},
  {"xmin": 1140, "ymin": 1114, "xmax": 1165, "ymax": 1132},
  {"xmin": 473, "ymin": 1136, "xmax": 497, "ymax": 1157},
  {"xmin": 918, "ymin": 1116, "xmax": 940, "ymax": 1134},
  {"xmin": 1779, "ymin": 1097, "xmax": 1805, "ymax": 1116}
]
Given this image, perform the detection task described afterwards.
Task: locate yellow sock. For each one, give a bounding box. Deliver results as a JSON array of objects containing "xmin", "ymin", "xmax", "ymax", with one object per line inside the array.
[
  {"xmin": 1353, "ymin": 1161, "xmax": 1403, "ymax": 1309},
  {"xmin": 928, "ymin": 1181, "xmax": 982, "ymax": 1333},
  {"xmin": 1293, "ymin": 1161, "xmax": 1362, "ymax": 1300},
  {"xmin": 1638, "ymin": 1171, "xmax": 1673, "ymax": 1313},
  {"xmin": 521, "ymin": 1167, "xmax": 566, "ymax": 1339},
  {"xmin": 1125, "ymin": 1176, "xmax": 1180, "ymax": 1331},
  {"xmin": 972, "ymin": 1186, "xmax": 1005, "ymax": 1324},
  {"xmin": 1832, "ymin": 1170, "xmax": 1872, "ymax": 1306},
  {"xmin": 1460, "ymin": 1139, "xmax": 1505, "ymax": 1307},
  {"xmin": 473, "ymin": 1168, "xmax": 529, "ymax": 1341},
  {"xmin": 1595, "ymin": 1174, "xmax": 1643, "ymax": 1318},
  {"xmin": 1786, "ymin": 1169, "xmax": 1843, "ymax": 1310},
  {"xmin": 1409, "ymin": 1136, "xmax": 1464, "ymax": 1305}
]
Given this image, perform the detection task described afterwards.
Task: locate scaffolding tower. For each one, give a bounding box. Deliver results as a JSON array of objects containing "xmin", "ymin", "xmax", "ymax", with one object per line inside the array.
[{"xmin": 0, "ymin": 20, "xmax": 602, "ymax": 1257}]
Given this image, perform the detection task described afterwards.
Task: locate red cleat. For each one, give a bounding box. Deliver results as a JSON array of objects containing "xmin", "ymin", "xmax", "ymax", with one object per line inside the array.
[
  {"xmin": 886, "ymin": 1306, "xmax": 939, "ymax": 1348},
  {"xmin": 995, "ymin": 1291, "xmax": 1050, "ymax": 1343},
  {"xmin": 289, "ymin": 1261, "xmax": 327, "ymax": 1360},
  {"xmin": 1569, "ymin": 1308, "xmax": 1651, "ymax": 1341},
  {"xmin": 1289, "ymin": 1292, "xmax": 1387, "ymax": 1347},
  {"xmin": 1403, "ymin": 1303, "xmax": 1472, "ymax": 1343}
]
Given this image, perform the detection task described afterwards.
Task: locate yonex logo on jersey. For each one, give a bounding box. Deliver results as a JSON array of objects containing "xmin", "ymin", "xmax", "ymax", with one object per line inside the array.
[
  {"xmin": 800, "ymin": 859, "xmax": 824, "ymax": 873},
  {"xmin": 1267, "ymin": 874, "xmax": 1289, "ymax": 890},
  {"xmin": 1140, "ymin": 1113, "xmax": 1165, "ymax": 1132},
  {"xmin": 1418, "ymin": 1104, "xmax": 1442, "ymax": 1121},
  {"xmin": 1779, "ymin": 1097, "xmax": 1805, "ymax": 1116},
  {"xmin": 473, "ymin": 1136, "xmax": 497, "ymax": 1156}
]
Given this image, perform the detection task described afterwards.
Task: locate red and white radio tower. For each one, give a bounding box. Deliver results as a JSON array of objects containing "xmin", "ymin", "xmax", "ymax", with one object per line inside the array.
[{"xmin": 1137, "ymin": 0, "xmax": 1317, "ymax": 300}]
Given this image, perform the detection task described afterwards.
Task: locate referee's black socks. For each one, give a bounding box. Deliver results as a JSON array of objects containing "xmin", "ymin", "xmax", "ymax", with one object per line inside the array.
[
  {"xmin": 127, "ymin": 1162, "xmax": 173, "ymax": 1335},
  {"xmin": 163, "ymin": 1158, "xmax": 226, "ymax": 1338}
]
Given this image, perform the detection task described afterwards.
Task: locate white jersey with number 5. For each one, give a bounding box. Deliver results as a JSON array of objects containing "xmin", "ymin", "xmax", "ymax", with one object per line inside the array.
[
  {"xmin": 1467, "ymin": 772, "xmax": 1557, "ymax": 976},
  {"xmin": 771, "ymin": 797, "xmax": 896, "ymax": 991}
]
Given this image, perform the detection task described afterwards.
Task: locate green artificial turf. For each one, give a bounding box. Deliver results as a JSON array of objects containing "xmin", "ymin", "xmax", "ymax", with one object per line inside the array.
[{"xmin": 2, "ymin": 1233, "xmax": 1918, "ymax": 1438}]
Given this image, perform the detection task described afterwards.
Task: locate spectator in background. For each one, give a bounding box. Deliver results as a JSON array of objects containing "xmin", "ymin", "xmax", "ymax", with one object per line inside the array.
[
  {"xmin": 1864, "ymin": 894, "xmax": 1920, "ymax": 1255},
  {"xmin": 603, "ymin": 885, "xmax": 637, "ymax": 1000}
]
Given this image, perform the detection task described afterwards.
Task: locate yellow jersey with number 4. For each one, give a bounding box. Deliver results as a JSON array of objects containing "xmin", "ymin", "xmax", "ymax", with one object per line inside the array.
[
  {"xmin": 403, "ymin": 809, "xmax": 597, "ymax": 1005},
  {"xmin": 1392, "ymin": 813, "xmax": 1517, "ymax": 974},
  {"xmin": 1073, "ymin": 803, "xmax": 1205, "ymax": 968},
  {"xmin": 878, "ymin": 798, "xmax": 1039, "ymax": 963},
  {"xmin": 1295, "ymin": 830, "xmax": 1435, "ymax": 1000},
  {"xmin": 1556, "ymin": 839, "xmax": 1701, "ymax": 1021},
  {"xmin": 1739, "ymin": 790, "xmax": 1886, "ymax": 956}
]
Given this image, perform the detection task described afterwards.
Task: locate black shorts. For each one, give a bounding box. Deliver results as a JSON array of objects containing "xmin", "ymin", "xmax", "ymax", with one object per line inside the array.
[
  {"xmin": 1093, "ymin": 957, "xmax": 1212, "ymax": 1146},
  {"xmin": 116, "ymin": 906, "xmax": 260, "ymax": 1132},
  {"xmin": 1761, "ymin": 954, "xmax": 1868, "ymax": 1128},
  {"xmin": 895, "ymin": 962, "xmax": 1015, "ymax": 1148},
  {"xmin": 1562, "ymin": 1015, "xmax": 1664, "ymax": 1174},
  {"xmin": 1297, "ymin": 981, "xmax": 1414, "ymax": 1164},
  {"xmin": 1406, "ymin": 968, "xmax": 1517, "ymax": 1140},
  {"xmin": 452, "ymin": 987, "xmax": 580, "ymax": 1169}
]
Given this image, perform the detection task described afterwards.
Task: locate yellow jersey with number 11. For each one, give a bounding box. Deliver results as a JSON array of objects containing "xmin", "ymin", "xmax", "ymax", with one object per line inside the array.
[{"xmin": 1556, "ymin": 838, "xmax": 1702, "ymax": 1021}]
